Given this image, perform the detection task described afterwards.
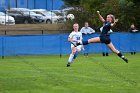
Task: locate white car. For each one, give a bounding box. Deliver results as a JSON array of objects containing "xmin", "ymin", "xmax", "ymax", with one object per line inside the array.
[
  {"xmin": 0, "ymin": 12, "xmax": 15, "ymax": 25},
  {"xmin": 31, "ymin": 9, "xmax": 59, "ymax": 24},
  {"xmin": 51, "ymin": 10, "xmax": 67, "ymax": 22}
]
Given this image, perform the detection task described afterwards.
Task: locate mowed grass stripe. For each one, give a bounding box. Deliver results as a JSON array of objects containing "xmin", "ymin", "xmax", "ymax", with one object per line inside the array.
[{"xmin": 0, "ymin": 53, "xmax": 139, "ymax": 93}]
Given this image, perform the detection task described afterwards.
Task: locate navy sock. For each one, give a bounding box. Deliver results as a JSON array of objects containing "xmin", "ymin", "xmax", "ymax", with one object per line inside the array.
[{"xmin": 117, "ymin": 52, "xmax": 124, "ymax": 58}]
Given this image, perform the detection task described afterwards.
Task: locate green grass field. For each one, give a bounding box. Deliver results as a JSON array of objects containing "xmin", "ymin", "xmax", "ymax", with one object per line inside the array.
[{"xmin": 0, "ymin": 53, "xmax": 139, "ymax": 93}]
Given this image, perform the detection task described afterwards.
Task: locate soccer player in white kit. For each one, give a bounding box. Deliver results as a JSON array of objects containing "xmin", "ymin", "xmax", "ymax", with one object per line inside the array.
[{"xmin": 67, "ymin": 23, "xmax": 83, "ymax": 67}]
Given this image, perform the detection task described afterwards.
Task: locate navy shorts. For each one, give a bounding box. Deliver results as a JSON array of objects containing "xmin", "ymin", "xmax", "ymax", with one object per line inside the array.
[{"xmin": 100, "ymin": 36, "xmax": 111, "ymax": 44}]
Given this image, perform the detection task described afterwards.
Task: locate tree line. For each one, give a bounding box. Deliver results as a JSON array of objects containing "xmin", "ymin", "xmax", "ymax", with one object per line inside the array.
[{"xmin": 63, "ymin": 0, "xmax": 140, "ymax": 31}]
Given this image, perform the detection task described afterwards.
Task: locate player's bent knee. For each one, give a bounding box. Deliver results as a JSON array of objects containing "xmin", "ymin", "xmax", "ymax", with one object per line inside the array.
[
  {"xmin": 72, "ymin": 51, "xmax": 76, "ymax": 54},
  {"xmin": 72, "ymin": 50, "xmax": 77, "ymax": 54}
]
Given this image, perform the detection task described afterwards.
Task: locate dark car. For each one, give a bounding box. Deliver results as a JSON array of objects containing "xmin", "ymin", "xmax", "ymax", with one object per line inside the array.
[{"xmin": 7, "ymin": 8, "xmax": 45, "ymax": 24}]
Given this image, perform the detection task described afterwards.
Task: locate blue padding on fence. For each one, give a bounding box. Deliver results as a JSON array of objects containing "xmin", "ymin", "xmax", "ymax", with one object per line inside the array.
[
  {"xmin": 0, "ymin": 0, "xmax": 64, "ymax": 11},
  {"xmin": 0, "ymin": 32, "xmax": 140, "ymax": 56}
]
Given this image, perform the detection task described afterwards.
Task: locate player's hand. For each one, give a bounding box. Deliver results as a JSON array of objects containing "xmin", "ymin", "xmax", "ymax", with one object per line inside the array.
[
  {"xmin": 89, "ymin": 32, "xmax": 93, "ymax": 34},
  {"xmin": 73, "ymin": 40, "xmax": 78, "ymax": 42},
  {"xmin": 97, "ymin": 11, "xmax": 100, "ymax": 14},
  {"xmin": 115, "ymin": 19, "xmax": 119, "ymax": 23},
  {"xmin": 84, "ymin": 32, "xmax": 87, "ymax": 34}
]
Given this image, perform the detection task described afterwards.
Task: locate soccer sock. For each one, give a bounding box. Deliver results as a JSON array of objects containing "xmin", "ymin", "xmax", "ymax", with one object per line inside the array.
[
  {"xmin": 117, "ymin": 52, "xmax": 128, "ymax": 63},
  {"xmin": 68, "ymin": 54, "xmax": 74, "ymax": 64},
  {"xmin": 117, "ymin": 52, "xmax": 125, "ymax": 58},
  {"xmin": 73, "ymin": 51, "xmax": 79, "ymax": 59}
]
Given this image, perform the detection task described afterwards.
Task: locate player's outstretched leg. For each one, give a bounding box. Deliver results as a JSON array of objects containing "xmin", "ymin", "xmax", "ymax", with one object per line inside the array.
[
  {"xmin": 107, "ymin": 43, "xmax": 128, "ymax": 63},
  {"xmin": 76, "ymin": 37, "xmax": 101, "ymax": 46}
]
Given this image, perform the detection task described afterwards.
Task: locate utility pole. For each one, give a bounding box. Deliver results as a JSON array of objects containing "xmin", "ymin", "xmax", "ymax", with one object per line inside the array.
[
  {"xmin": 52, "ymin": 0, "xmax": 53, "ymax": 10},
  {"xmin": 16, "ymin": 0, "xmax": 17, "ymax": 8},
  {"xmin": 46, "ymin": 0, "xmax": 47, "ymax": 10},
  {"xmin": 27, "ymin": 0, "xmax": 29, "ymax": 8},
  {"xmin": 8, "ymin": 0, "xmax": 10, "ymax": 9},
  {"xmin": 34, "ymin": 0, "xmax": 36, "ymax": 9},
  {"xmin": 51, "ymin": 0, "xmax": 54, "ymax": 24}
]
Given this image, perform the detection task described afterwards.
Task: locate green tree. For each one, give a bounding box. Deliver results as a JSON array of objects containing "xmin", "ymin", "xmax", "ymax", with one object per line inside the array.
[
  {"xmin": 62, "ymin": 0, "xmax": 81, "ymax": 6},
  {"xmin": 63, "ymin": 0, "xmax": 140, "ymax": 31}
]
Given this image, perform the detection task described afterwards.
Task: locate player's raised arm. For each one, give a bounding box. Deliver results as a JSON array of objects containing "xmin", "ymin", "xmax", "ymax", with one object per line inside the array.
[{"xmin": 97, "ymin": 11, "xmax": 105, "ymax": 22}]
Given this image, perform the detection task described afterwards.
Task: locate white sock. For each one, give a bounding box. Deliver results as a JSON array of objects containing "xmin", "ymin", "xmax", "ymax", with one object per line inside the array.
[
  {"xmin": 121, "ymin": 56, "xmax": 125, "ymax": 58},
  {"xmin": 68, "ymin": 54, "xmax": 74, "ymax": 64}
]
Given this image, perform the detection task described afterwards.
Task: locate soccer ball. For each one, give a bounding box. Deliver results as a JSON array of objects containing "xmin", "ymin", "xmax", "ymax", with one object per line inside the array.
[{"xmin": 67, "ymin": 14, "xmax": 75, "ymax": 20}]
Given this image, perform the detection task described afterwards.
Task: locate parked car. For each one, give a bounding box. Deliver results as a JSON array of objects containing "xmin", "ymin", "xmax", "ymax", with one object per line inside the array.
[
  {"xmin": 0, "ymin": 12, "xmax": 15, "ymax": 25},
  {"xmin": 7, "ymin": 8, "xmax": 45, "ymax": 24},
  {"xmin": 31, "ymin": 9, "xmax": 59, "ymax": 24},
  {"xmin": 50, "ymin": 10, "xmax": 67, "ymax": 22}
]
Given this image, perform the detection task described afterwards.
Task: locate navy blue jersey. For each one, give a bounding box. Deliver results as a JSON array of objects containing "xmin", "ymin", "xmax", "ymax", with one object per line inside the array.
[{"xmin": 101, "ymin": 21, "xmax": 111, "ymax": 36}]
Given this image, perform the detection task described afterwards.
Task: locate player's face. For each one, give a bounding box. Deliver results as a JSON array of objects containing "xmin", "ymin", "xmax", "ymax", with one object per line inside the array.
[
  {"xmin": 131, "ymin": 24, "xmax": 135, "ymax": 28},
  {"xmin": 85, "ymin": 23, "xmax": 89, "ymax": 27},
  {"xmin": 106, "ymin": 15, "xmax": 112, "ymax": 22},
  {"xmin": 73, "ymin": 24, "xmax": 79, "ymax": 32}
]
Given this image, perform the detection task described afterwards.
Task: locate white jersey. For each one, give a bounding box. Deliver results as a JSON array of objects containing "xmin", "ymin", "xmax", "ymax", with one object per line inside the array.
[
  {"xmin": 69, "ymin": 31, "xmax": 82, "ymax": 41},
  {"xmin": 69, "ymin": 31, "xmax": 83, "ymax": 51},
  {"xmin": 80, "ymin": 27, "xmax": 95, "ymax": 34}
]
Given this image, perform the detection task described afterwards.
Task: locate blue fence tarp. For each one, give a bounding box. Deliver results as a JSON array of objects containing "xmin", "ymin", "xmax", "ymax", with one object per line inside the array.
[
  {"xmin": 0, "ymin": 32, "xmax": 140, "ymax": 56},
  {"xmin": 0, "ymin": 0, "xmax": 64, "ymax": 11}
]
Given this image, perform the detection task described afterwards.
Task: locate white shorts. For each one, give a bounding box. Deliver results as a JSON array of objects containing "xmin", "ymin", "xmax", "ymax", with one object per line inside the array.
[{"xmin": 71, "ymin": 44, "xmax": 83, "ymax": 51}]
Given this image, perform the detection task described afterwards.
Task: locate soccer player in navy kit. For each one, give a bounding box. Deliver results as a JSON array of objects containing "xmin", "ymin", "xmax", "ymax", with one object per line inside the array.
[{"xmin": 76, "ymin": 11, "xmax": 128, "ymax": 63}]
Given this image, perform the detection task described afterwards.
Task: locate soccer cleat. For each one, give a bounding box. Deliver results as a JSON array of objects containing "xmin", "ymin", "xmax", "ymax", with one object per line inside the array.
[
  {"xmin": 67, "ymin": 63, "xmax": 71, "ymax": 67},
  {"xmin": 78, "ymin": 40, "xmax": 83, "ymax": 45},
  {"xmin": 122, "ymin": 57, "xmax": 128, "ymax": 63},
  {"xmin": 76, "ymin": 41, "xmax": 83, "ymax": 46}
]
